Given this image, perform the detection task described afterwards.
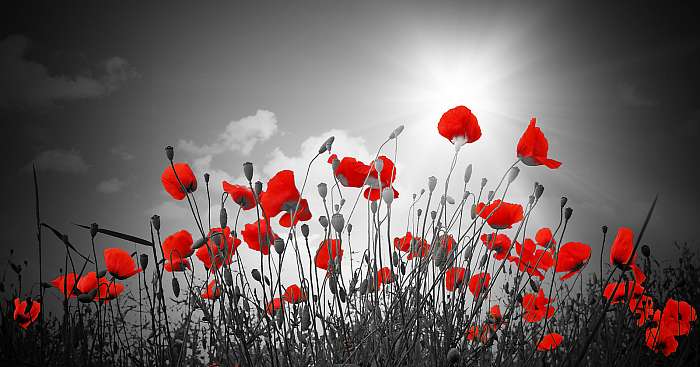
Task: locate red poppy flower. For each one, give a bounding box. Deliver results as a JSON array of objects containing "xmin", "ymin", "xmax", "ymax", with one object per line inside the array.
[
  {"xmin": 51, "ymin": 273, "xmax": 79, "ymax": 298},
  {"xmin": 96, "ymin": 279, "xmax": 124, "ymax": 302},
  {"xmin": 394, "ymin": 232, "xmax": 414, "ymax": 252},
  {"xmin": 438, "ymin": 105, "xmax": 482, "ymax": 145},
  {"xmin": 368, "ymin": 156, "xmax": 397, "ymax": 188},
  {"xmin": 466, "ymin": 325, "xmax": 490, "ymax": 343},
  {"xmin": 279, "ymin": 198, "xmax": 312, "ymax": 227},
  {"xmin": 645, "ymin": 327, "xmax": 678, "ymax": 357},
  {"xmin": 661, "ymin": 299, "xmax": 697, "ymax": 336},
  {"xmin": 445, "ymin": 267, "xmax": 466, "ymax": 292},
  {"xmin": 535, "ymin": 227, "xmax": 556, "ymax": 248},
  {"xmin": 630, "ymin": 295, "xmax": 655, "ymax": 326},
  {"xmin": 196, "ymin": 227, "xmax": 242, "ymax": 270},
  {"xmin": 510, "ymin": 239, "xmax": 554, "ymax": 280},
  {"xmin": 603, "ymin": 281, "xmax": 644, "ymax": 305},
  {"xmin": 162, "ymin": 229, "xmax": 194, "ymax": 262},
  {"xmin": 104, "ymin": 248, "xmax": 141, "ymax": 280},
  {"xmin": 609, "ymin": 227, "xmax": 646, "ymax": 283},
  {"xmin": 266, "ymin": 298, "xmax": 284, "ymax": 315},
  {"xmin": 522, "ymin": 289, "xmax": 556, "ymax": 322},
  {"xmin": 377, "ymin": 267, "xmax": 395, "ymax": 288},
  {"xmin": 489, "ymin": 305, "xmax": 503, "ymax": 329},
  {"xmin": 536, "ymin": 333, "xmax": 563, "ymax": 351},
  {"xmin": 468, "ymin": 273, "xmax": 491, "ymax": 298},
  {"xmin": 162, "ymin": 162, "xmax": 198, "ymax": 200},
  {"xmin": 314, "ymin": 239, "xmax": 343, "ymax": 271},
  {"xmin": 516, "ymin": 117, "xmax": 561, "ymax": 169},
  {"xmin": 222, "ymin": 181, "xmax": 256, "ymax": 210},
  {"xmin": 241, "ymin": 220, "xmax": 277, "ymax": 255},
  {"xmin": 13, "ymin": 298, "xmax": 40, "ymax": 329},
  {"xmin": 555, "ymin": 242, "xmax": 591, "ymax": 280},
  {"xmin": 283, "ymin": 284, "xmax": 307, "ymax": 304},
  {"xmin": 164, "ymin": 257, "xmax": 191, "ymax": 272},
  {"xmin": 76, "ymin": 272, "xmax": 102, "ymax": 294},
  {"xmin": 395, "ymin": 233, "xmax": 430, "ymax": 260},
  {"xmin": 259, "ymin": 170, "xmax": 300, "ymax": 218},
  {"xmin": 201, "ymin": 280, "xmax": 221, "ymax": 300},
  {"xmin": 480, "ymin": 233, "xmax": 511, "ymax": 260},
  {"xmin": 475, "ymin": 200, "xmax": 524, "ymax": 230},
  {"xmin": 328, "ymin": 155, "xmax": 371, "ymax": 188}
]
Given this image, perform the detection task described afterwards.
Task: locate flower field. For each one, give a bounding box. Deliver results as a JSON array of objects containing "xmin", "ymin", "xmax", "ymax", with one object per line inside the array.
[{"xmin": 1, "ymin": 106, "xmax": 697, "ymax": 366}]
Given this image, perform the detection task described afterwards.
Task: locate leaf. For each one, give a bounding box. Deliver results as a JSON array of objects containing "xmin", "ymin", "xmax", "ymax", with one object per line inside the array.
[{"xmin": 74, "ymin": 223, "xmax": 154, "ymax": 248}]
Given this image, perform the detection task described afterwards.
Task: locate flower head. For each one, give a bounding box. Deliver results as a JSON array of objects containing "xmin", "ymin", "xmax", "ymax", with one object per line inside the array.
[
  {"xmin": 222, "ymin": 181, "xmax": 256, "ymax": 210},
  {"xmin": 516, "ymin": 117, "xmax": 561, "ymax": 169},
  {"xmin": 51, "ymin": 273, "xmax": 79, "ymax": 298},
  {"xmin": 438, "ymin": 106, "xmax": 482, "ymax": 145},
  {"xmin": 161, "ymin": 163, "xmax": 197, "ymax": 200},
  {"xmin": 314, "ymin": 239, "xmax": 343, "ymax": 272},
  {"xmin": 104, "ymin": 248, "xmax": 141, "ymax": 280},
  {"xmin": 537, "ymin": 333, "xmax": 563, "ymax": 351},
  {"xmin": 555, "ymin": 242, "xmax": 591, "ymax": 280},
  {"xmin": 241, "ymin": 220, "xmax": 277, "ymax": 255},
  {"xmin": 13, "ymin": 298, "xmax": 40, "ymax": 329},
  {"xmin": 260, "ymin": 170, "xmax": 301, "ymax": 217},
  {"xmin": 475, "ymin": 200, "xmax": 524, "ymax": 230},
  {"xmin": 445, "ymin": 267, "xmax": 466, "ymax": 292}
]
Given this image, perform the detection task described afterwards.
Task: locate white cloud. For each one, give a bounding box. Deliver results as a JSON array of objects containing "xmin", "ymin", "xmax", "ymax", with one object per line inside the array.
[
  {"xmin": 97, "ymin": 178, "xmax": 127, "ymax": 194},
  {"xmin": 29, "ymin": 149, "xmax": 89, "ymax": 173},
  {"xmin": 0, "ymin": 35, "xmax": 137, "ymax": 108},
  {"xmin": 111, "ymin": 145, "xmax": 135, "ymax": 160},
  {"xmin": 178, "ymin": 109, "xmax": 278, "ymax": 156}
]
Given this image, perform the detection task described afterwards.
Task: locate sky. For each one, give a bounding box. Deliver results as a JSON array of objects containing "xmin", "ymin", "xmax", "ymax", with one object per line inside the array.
[{"xmin": 2, "ymin": 1, "xmax": 699, "ymax": 302}]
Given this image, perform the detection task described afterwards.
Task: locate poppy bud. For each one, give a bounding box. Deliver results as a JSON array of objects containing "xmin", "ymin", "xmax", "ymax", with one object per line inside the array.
[
  {"xmin": 479, "ymin": 254, "xmax": 488, "ymax": 268},
  {"xmin": 602, "ymin": 225, "xmax": 608, "ymax": 234},
  {"xmin": 508, "ymin": 167, "xmax": 520, "ymax": 184},
  {"xmin": 389, "ymin": 125, "xmax": 405, "ymax": 139},
  {"xmin": 243, "ymin": 162, "xmax": 254, "ymax": 182},
  {"xmin": 528, "ymin": 195, "xmax": 535, "ymax": 205},
  {"xmin": 392, "ymin": 252, "xmax": 400, "ymax": 266},
  {"xmin": 417, "ymin": 208, "xmax": 422, "ymax": 217},
  {"xmin": 274, "ymin": 238, "xmax": 285, "ymax": 255},
  {"xmin": 301, "ymin": 224, "xmax": 309, "ymax": 238},
  {"xmin": 560, "ymin": 196, "xmax": 568, "ymax": 208},
  {"xmin": 374, "ymin": 158, "xmax": 384, "ymax": 173},
  {"xmin": 97, "ymin": 269, "xmax": 107, "ymax": 278},
  {"xmin": 332, "ymin": 158, "xmax": 340, "ymax": 173},
  {"xmin": 464, "ymin": 164, "xmax": 473, "ymax": 184},
  {"xmin": 431, "ymin": 211, "xmax": 437, "ymax": 220},
  {"xmin": 339, "ymin": 287, "xmax": 347, "ymax": 303},
  {"xmin": 90, "ymin": 223, "xmax": 99, "ymax": 238},
  {"xmin": 447, "ymin": 347, "xmax": 460, "ymax": 364},
  {"xmin": 204, "ymin": 172, "xmax": 212, "ymax": 184},
  {"xmin": 172, "ymin": 277, "xmax": 180, "ymax": 298},
  {"xmin": 487, "ymin": 190, "xmax": 495, "ymax": 201},
  {"xmin": 219, "ymin": 207, "xmax": 227, "ymax": 228},
  {"xmin": 139, "ymin": 254, "xmax": 149, "ymax": 271},
  {"xmin": 347, "ymin": 223, "xmax": 353, "ymax": 233},
  {"xmin": 641, "ymin": 245, "xmax": 650, "ymax": 257},
  {"xmin": 317, "ymin": 183, "xmax": 328, "ymax": 199},
  {"xmin": 329, "ymin": 277, "xmax": 338, "ymax": 294},
  {"xmin": 382, "ymin": 187, "xmax": 394, "ymax": 206},
  {"xmin": 151, "ymin": 215, "xmax": 161, "ymax": 231},
  {"xmin": 319, "ymin": 136, "xmax": 335, "ymax": 154},
  {"xmin": 223, "ymin": 268, "xmax": 233, "ymax": 286},
  {"xmin": 254, "ymin": 181, "xmax": 263, "ymax": 196},
  {"xmin": 340, "ymin": 198, "xmax": 346, "ymax": 207},
  {"xmin": 564, "ymin": 207, "xmax": 573, "ymax": 220},
  {"xmin": 428, "ymin": 176, "xmax": 437, "ymax": 192},
  {"xmin": 165, "ymin": 146, "xmax": 174, "ymax": 161},
  {"xmin": 481, "ymin": 178, "xmax": 488, "ymax": 188},
  {"xmin": 251, "ymin": 269, "xmax": 262, "ymax": 282},
  {"xmin": 535, "ymin": 183, "xmax": 544, "ymax": 199},
  {"xmin": 359, "ymin": 279, "xmax": 368, "ymax": 295},
  {"xmin": 192, "ymin": 236, "xmax": 207, "ymax": 250},
  {"xmin": 233, "ymin": 285, "xmax": 241, "ymax": 303},
  {"xmin": 331, "ymin": 213, "xmax": 345, "ymax": 233},
  {"xmin": 445, "ymin": 195, "xmax": 455, "ymax": 205},
  {"xmin": 463, "ymin": 191, "xmax": 470, "ymax": 201},
  {"xmin": 319, "ymin": 216, "xmax": 328, "ymax": 228},
  {"xmin": 301, "ymin": 306, "xmax": 311, "ymax": 329},
  {"xmin": 334, "ymin": 204, "xmax": 340, "ymax": 213},
  {"xmin": 371, "ymin": 201, "xmax": 378, "ymax": 214}
]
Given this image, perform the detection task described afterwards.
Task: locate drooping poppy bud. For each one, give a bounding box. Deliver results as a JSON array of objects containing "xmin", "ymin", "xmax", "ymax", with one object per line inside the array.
[
  {"xmin": 389, "ymin": 125, "xmax": 405, "ymax": 139},
  {"xmin": 319, "ymin": 136, "xmax": 335, "ymax": 154},
  {"xmin": 464, "ymin": 164, "xmax": 472, "ymax": 184},
  {"xmin": 319, "ymin": 216, "xmax": 328, "ymax": 228},
  {"xmin": 508, "ymin": 167, "xmax": 520, "ymax": 184},
  {"xmin": 151, "ymin": 215, "xmax": 161, "ymax": 231},
  {"xmin": 301, "ymin": 224, "xmax": 309, "ymax": 238},
  {"xmin": 219, "ymin": 207, "xmax": 227, "ymax": 228},
  {"xmin": 428, "ymin": 176, "xmax": 437, "ymax": 192},
  {"xmin": 561, "ymin": 196, "xmax": 568, "ymax": 208},
  {"xmin": 139, "ymin": 254, "xmax": 149, "ymax": 271},
  {"xmin": 254, "ymin": 181, "xmax": 263, "ymax": 197},
  {"xmin": 251, "ymin": 269, "xmax": 262, "ymax": 282},
  {"xmin": 317, "ymin": 183, "xmax": 328, "ymax": 199},
  {"xmin": 243, "ymin": 162, "xmax": 254, "ymax": 182}
]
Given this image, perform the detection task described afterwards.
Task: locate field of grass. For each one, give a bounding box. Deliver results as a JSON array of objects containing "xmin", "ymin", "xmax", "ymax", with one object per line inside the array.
[{"xmin": 2, "ymin": 107, "xmax": 697, "ymax": 366}]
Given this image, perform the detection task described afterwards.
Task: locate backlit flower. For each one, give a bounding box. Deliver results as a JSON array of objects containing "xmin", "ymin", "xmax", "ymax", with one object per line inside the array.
[
  {"xmin": 468, "ymin": 273, "xmax": 491, "ymax": 298},
  {"xmin": 201, "ymin": 280, "xmax": 221, "ymax": 300},
  {"xmin": 161, "ymin": 162, "xmax": 197, "ymax": 200},
  {"xmin": 241, "ymin": 220, "xmax": 277, "ymax": 255},
  {"xmin": 104, "ymin": 248, "xmax": 141, "ymax": 280},
  {"xmin": 222, "ymin": 181, "xmax": 256, "ymax": 210},
  {"xmin": 445, "ymin": 267, "xmax": 466, "ymax": 292},
  {"xmin": 314, "ymin": 239, "xmax": 343, "ymax": 271},
  {"xmin": 283, "ymin": 284, "xmax": 307, "ymax": 304},
  {"xmin": 537, "ymin": 333, "xmax": 563, "ymax": 351},
  {"xmin": 51, "ymin": 273, "xmax": 79, "ymax": 298},
  {"xmin": 197, "ymin": 227, "xmax": 242, "ymax": 270},
  {"xmin": 259, "ymin": 170, "xmax": 301, "ymax": 218},
  {"xmin": 516, "ymin": 117, "xmax": 561, "ymax": 169},
  {"xmin": 522, "ymin": 289, "xmax": 555, "ymax": 322},
  {"xmin": 13, "ymin": 298, "xmax": 40, "ymax": 329},
  {"xmin": 480, "ymin": 233, "xmax": 511, "ymax": 260},
  {"xmin": 555, "ymin": 242, "xmax": 591, "ymax": 280},
  {"xmin": 279, "ymin": 198, "xmax": 312, "ymax": 227},
  {"xmin": 438, "ymin": 106, "xmax": 482, "ymax": 145},
  {"xmin": 475, "ymin": 200, "xmax": 524, "ymax": 230}
]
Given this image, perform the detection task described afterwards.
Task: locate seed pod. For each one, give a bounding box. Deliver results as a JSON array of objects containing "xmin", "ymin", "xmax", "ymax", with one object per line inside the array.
[
  {"xmin": 447, "ymin": 347, "xmax": 460, "ymax": 364},
  {"xmin": 641, "ymin": 245, "xmax": 650, "ymax": 257},
  {"xmin": 224, "ymin": 268, "xmax": 233, "ymax": 286},
  {"xmin": 479, "ymin": 254, "xmax": 488, "ymax": 268},
  {"xmin": 487, "ymin": 190, "xmax": 495, "ymax": 201},
  {"xmin": 340, "ymin": 198, "xmax": 346, "ymax": 207},
  {"xmin": 382, "ymin": 187, "xmax": 394, "ymax": 206},
  {"xmin": 334, "ymin": 204, "xmax": 340, "ymax": 213},
  {"xmin": 508, "ymin": 167, "xmax": 520, "ymax": 184},
  {"xmin": 430, "ymin": 211, "xmax": 437, "ymax": 220},
  {"xmin": 274, "ymin": 238, "xmax": 285, "ymax": 255},
  {"xmin": 165, "ymin": 146, "xmax": 174, "ymax": 161},
  {"xmin": 301, "ymin": 224, "xmax": 310, "ymax": 238},
  {"xmin": 464, "ymin": 164, "xmax": 473, "ymax": 184},
  {"xmin": 251, "ymin": 269, "xmax": 262, "ymax": 282},
  {"xmin": 172, "ymin": 277, "xmax": 180, "ymax": 298},
  {"xmin": 428, "ymin": 176, "xmax": 437, "ymax": 192},
  {"xmin": 331, "ymin": 213, "xmax": 344, "ymax": 233},
  {"xmin": 243, "ymin": 162, "xmax": 254, "ymax": 182},
  {"xmin": 373, "ymin": 158, "xmax": 384, "ymax": 173},
  {"xmin": 471, "ymin": 204, "xmax": 477, "ymax": 220},
  {"xmin": 139, "ymin": 254, "xmax": 149, "ymax": 271},
  {"xmin": 392, "ymin": 252, "xmax": 400, "ymax": 266},
  {"xmin": 90, "ymin": 223, "xmax": 99, "ymax": 238},
  {"xmin": 319, "ymin": 216, "xmax": 329, "ymax": 228},
  {"xmin": 151, "ymin": 215, "xmax": 161, "ymax": 231},
  {"xmin": 417, "ymin": 208, "xmax": 422, "ymax": 217},
  {"xmin": 317, "ymin": 183, "xmax": 328, "ymax": 199},
  {"xmin": 389, "ymin": 125, "xmax": 405, "ymax": 139},
  {"xmin": 219, "ymin": 207, "xmax": 228, "ymax": 228},
  {"xmin": 192, "ymin": 236, "xmax": 207, "ymax": 250}
]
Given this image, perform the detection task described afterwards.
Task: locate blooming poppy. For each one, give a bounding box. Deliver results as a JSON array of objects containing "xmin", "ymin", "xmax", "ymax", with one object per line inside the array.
[
  {"xmin": 197, "ymin": 227, "xmax": 242, "ymax": 270},
  {"xmin": 394, "ymin": 232, "xmax": 414, "ymax": 252},
  {"xmin": 466, "ymin": 325, "xmax": 490, "ymax": 343},
  {"xmin": 51, "ymin": 273, "xmax": 79, "ymax": 298},
  {"xmin": 609, "ymin": 227, "xmax": 646, "ymax": 283},
  {"xmin": 475, "ymin": 200, "xmax": 524, "ymax": 230},
  {"xmin": 445, "ymin": 267, "xmax": 466, "ymax": 292},
  {"xmin": 259, "ymin": 170, "xmax": 301, "ymax": 218},
  {"xmin": 241, "ymin": 220, "xmax": 277, "ymax": 255},
  {"xmin": 537, "ymin": 333, "xmax": 563, "ymax": 351},
  {"xmin": 394, "ymin": 232, "xmax": 430, "ymax": 260},
  {"xmin": 645, "ymin": 326, "xmax": 678, "ymax": 357},
  {"xmin": 162, "ymin": 162, "xmax": 198, "ymax": 200},
  {"xmin": 201, "ymin": 280, "xmax": 221, "ymax": 300},
  {"xmin": 480, "ymin": 233, "xmax": 511, "ymax": 260},
  {"xmin": 630, "ymin": 295, "xmax": 655, "ymax": 326},
  {"xmin": 314, "ymin": 239, "xmax": 343, "ymax": 271},
  {"xmin": 283, "ymin": 284, "xmax": 307, "ymax": 304},
  {"xmin": 522, "ymin": 289, "xmax": 556, "ymax": 322},
  {"xmin": 76, "ymin": 272, "xmax": 102, "ymax": 295},
  {"xmin": 516, "ymin": 117, "xmax": 561, "ymax": 169},
  {"xmin": 95, "ymin": 279, "xmax": 125, "ymax": 302},
  {"xmin": 328, "ymin": 154, "xmax": 370, "ymax": 188},
  {"xmin": 13, "ymin": 298, "xmax": 40, "ymax": 329},
  {"xmin": 510, "ymin": 239, "xmax": 554, "ymax": 280},
  {"xmin": 661, "ymin": 299, "xmax": 697, "ymax": 336},
  {"xmin": 222, "ymin": 181, "xmax": 256, "ymax": 210},
  {"xmin": 162, "ymin": 229, "xmax": 194, "ymax": 266},
  {"xmin": 377, "ymin": 267, "xmax": 395, "ymax": 287},
  {"xmin": 468, "ymin": 273, "xmax": 491, "ymax": 298},
  {"xmin": 489, "ymin": 305, "xmax": 503, "ymax": 330},
  {"xmin": 104, "ymin": 248, "xmax": 142, "ymax": 280},
  {"xmin": 603, "ymin": 281, "xmax": 644, "ymax": 305},
  {"xmin": 438, "ymin": 105, "xmax": 482, "ymax": 145},
  {"xmin": 279, "ymin": 198, "xmax": 312, "ymax": 227},
  {"xmin": 535, "ymin": 227, "xmax": 556, "ymax": 248},
  {"xmin": 364, "ymin": 156, "xmax": 399, "ymax": 201},
  {"xmin": 266, "ymin": 298, "xmax": 284, "ymax": 315},
  {"xmin": 555, "ymin": 242, "xmax": 591, "ymax": 280},
  {"xmin": 164, "ymin": 257, "xmax": 191, "ymax": 272}
]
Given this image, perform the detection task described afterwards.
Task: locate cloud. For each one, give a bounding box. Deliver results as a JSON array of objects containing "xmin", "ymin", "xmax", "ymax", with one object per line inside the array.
[
  {"xmin": 178, "ymin": 109, "xmax": 278, "ymax": 156},
  {"xmin": 619, "ymin": 83, "xmax": 657, "ymax": 107},
  {"xmin": 29, "ymin": 149, "xmax": 89, "ymax": 173},
  {"xmin": 111, "ymin": 145, "xmax": 135, "ymax": 160},
  {"xmin": 97, "ymin": 178, "xmax": 127, "ymax": 194},
  {"xmin": 0, "ymin": 35, "xmax": 137, "ymax": 108}
]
